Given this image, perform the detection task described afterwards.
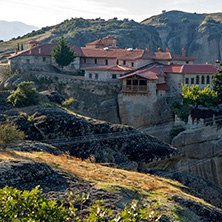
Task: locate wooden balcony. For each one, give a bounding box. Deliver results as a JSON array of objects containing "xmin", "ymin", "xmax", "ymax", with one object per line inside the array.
[{"xmin": 121, "ymin": 85, "xmax": 148, "ymax": 94}]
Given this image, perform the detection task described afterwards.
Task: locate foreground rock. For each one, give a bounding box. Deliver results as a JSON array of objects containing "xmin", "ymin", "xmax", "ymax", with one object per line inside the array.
[
  {"xmin": 171, "ymin": 125, "xmax": 222, "ymax": 186},
  {"xmin": 1, "ymin": 159, "xmax": 222, "ymax": 222}
]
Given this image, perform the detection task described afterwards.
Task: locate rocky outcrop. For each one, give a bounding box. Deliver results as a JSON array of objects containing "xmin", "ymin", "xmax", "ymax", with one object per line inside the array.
[
  {"xmin": 171, "ymin": 125, "xmax": 222, "ymax": 186},
  {"xmin": 142, "ymin": 10, "xmax": 222, "ymax": 64},
  {"xmin": 0, "ymin": 106, "xmax": 179, "ymax": 171},
  {"xmin": 146, "ymin": 169, "xmax": 222, "ymax": 209}
]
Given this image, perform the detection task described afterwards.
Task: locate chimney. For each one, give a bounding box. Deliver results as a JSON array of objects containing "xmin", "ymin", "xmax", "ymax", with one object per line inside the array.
[
  {"xmin": 182, "ymin": 47, "xmax": 186, "ymax": 57},
  {"xmin": 215, "ymin": 60, "xmax": 221, "ymax": 69},
  {"xmin": 145, "ymin": 47, "xmax": 149, "ymax": 52},
  {"xmin": 166, "ymin": 47, "xmax": 170, "ymax": 52},
  {"xmin": 39, "ymin": 48, "xmax": 42, "ymax": 54},
  {"xmin": 15, "ymin": 48, "xmax": 18, "ymax": 54},
  {"xmin": 158, "ymin": 47, "xmax": 162, "ymax": 53}
]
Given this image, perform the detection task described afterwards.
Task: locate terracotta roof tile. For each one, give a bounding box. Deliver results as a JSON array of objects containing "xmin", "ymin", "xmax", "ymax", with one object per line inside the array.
[
  {"xmin": 157, "ymin": 83, "xmax": 169, "ymax": 91},
  {"xmin": 85, "ymin": 39, "xmax": 104, "ymax": 46},
  {"xmin": 82, "ymin": 65, "xmax": 134, "ymax": 71},
  {"xmin": 8, "ymin": 42, "xmax": 194, "ymax": 62},
  {"xmin": 120, "ymin": 64, "xmax": 165, "ymax": 80},
  {"xmin": 163, "ymin": 64, "xmax": 217, "ymax": 74}
]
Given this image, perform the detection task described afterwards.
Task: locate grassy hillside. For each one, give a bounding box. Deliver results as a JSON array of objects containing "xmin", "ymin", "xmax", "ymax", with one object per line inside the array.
[
  {"xmin": 0, "ymin": 149, "xmax": 221, "ymax": 221},
  {"xmin": 0, "ymin": 18, "xmax": 161, "ymax": 63}
]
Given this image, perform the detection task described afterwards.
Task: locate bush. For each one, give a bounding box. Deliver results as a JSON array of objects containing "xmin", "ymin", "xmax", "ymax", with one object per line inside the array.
[
  {"xmin": 0, "ymin": 64, "xmax": 18, "ymax": 80},
  {"xmin": 0, "ymin": 186, "xmax": 161, "ymax": 221},
  {"xmin": 0, "ymin": 121, "xmax": 25, "ymax": 145},
  {"xmin": 170, "ymin": 125, "xmax": 186, "ymax": 138},
  {"xmin": 62, "ymin": 97, "xmax": 76, "ymax": 106},
  {"xmin": 171, "ymin": 102, "xmax": 190, "ymax": 123},
  {"xmin": 7, "ymin": 81, "xmax": 39, "ymax": 107}
]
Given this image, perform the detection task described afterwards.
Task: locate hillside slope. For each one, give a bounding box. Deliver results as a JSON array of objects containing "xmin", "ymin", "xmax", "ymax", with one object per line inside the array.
[
  {"xmin": 1, "ymin": 11, "xmax": 222, "ymax": 64},
  {"xmin": 0, "ymin": 90, "xmax": 222, "ymax": 221}
]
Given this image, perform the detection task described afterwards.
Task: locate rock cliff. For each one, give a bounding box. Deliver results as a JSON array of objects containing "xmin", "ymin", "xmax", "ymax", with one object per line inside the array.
[
  {"xmin": 142, "ymin": 10, "xmax": 222, "ymax": 64},
  {"xmin": 171, "ymin": 125, "xmax": 222, "ymax": 186}
]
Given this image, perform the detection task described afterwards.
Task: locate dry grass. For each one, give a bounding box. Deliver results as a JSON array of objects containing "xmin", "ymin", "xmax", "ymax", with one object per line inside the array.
[{"xmin": 0, "ymin": 150, "xmax": 190, "ymax": 197}]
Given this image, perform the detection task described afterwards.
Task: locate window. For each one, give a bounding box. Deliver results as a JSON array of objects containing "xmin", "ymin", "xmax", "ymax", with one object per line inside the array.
[
  {"xmin": 123, "ymin": 60, "xmax": 126, "ymax": 65},
  {"xmin": 83, "ymin": 58, "xmax": 86, "ymax": 63},
  {"xmin": 95, "ymin": 59, "xmax": 97, "ymax": 64},
  {"xmin": 89, "ymin": 73, "xmax": 92, "ymax": 79},
  {"xmin": 131, "ymin": 62, "xmax": 134, "ymax": 67},
  {"xmin": 185, "ymin": 78, "xmax": 189, "ymax": 84},
  {"xmin": 191, "ymin": 78, "xmax": 194, "ymax": 84},
  {"xmin": 26, "ymin": 59, "xmax": 30, "ymax": 64},
  {"xmin": 206, "ymin": 75, "xmax": 210, "ymax": 84},
  {"xmin": 95, "ymin": 73, "xmax": 98, "ymax": 79},
  {"xmin": 43, "ymin": 57, "xmax": 46, "ymax": 62},
  {"xmin": 116, "ymin": 60, "xmax": 119, "ymax": 65},
  {"xmin": 201, "ymin": 76, "xmax": 205, "ymax": 84},
  {"xmin": 196, "ymin": 75, "xmax": 199, "ymax": 84},
  {"xmin": 105, "ymin": 59, "xmax": 108, "ymax": 65},
  {"xmin": 112, "ymin": 74, "xmax": 117, "ymax": 79}
]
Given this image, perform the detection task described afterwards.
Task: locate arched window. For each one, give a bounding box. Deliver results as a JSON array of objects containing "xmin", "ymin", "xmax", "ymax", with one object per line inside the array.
[
  {"xmin": 201, "ymin": 75, "xmax": 205, "ymax": 84},
  {"xmin": 206, "ymin": 75, "xmax": 210, "ymax": 84},
  {"xmin": 196, "ymin": 75, "xmax": 199, "ymax": 84}
]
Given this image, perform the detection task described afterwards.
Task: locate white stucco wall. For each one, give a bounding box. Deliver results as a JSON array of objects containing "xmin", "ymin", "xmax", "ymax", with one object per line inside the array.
[{"xmin": 84, "ymin": 70, "xmax": 123, "ymax": 82}]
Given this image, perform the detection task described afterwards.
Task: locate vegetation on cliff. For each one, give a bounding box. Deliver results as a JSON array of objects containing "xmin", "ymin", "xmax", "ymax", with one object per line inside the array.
[{"xmin": 7, "ymin": 81, "xmax": 39, "ymax": 107}]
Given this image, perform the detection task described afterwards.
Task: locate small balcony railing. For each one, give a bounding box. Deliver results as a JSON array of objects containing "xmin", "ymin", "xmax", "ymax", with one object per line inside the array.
[{"xmin": 122, "ymin": 85, "xmax": 148, "ymax": 93}]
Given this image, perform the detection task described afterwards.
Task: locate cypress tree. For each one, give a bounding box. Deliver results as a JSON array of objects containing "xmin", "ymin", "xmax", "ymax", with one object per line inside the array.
[{"xmin": 51, "ymin": 36, "xmax": 75, "ymax": 72}]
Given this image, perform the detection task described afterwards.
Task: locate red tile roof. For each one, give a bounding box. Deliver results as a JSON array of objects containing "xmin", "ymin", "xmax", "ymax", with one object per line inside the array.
[
  {"xmin": 82, "ymin": 65, "xmax": 134, "ymax": 71},
  {"xmin": 157, "ymin": 83, "xmax": 169, "ymax": 91},
  {"xmin": 163, "ymin": 64, "xmax": 217, "ymax": 74},
  {"xmin": 85, "ymin": 39, "xmax": 104, "ymax": 46},
  {"xmin": 8, "ymin": 42, "xmax": 194, "ymax": 63},
  {"xmin": 120, "ymin": 64, "xmax": 166, "ymax": 80}
]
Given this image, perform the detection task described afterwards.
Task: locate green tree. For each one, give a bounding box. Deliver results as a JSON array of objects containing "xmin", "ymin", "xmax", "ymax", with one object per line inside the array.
[
  {"xmin": 212, "ymin": 71, "xmax": 222, "ymax": 103},
  {"xmin": 182, "ymin": 84, "xmax": 218, "ymax": 107},
  {"xmin": 51, "ymin": 36, "xmax": 75, "ymax": 71},
  {"xmin": 7, "ymin": 81, "xmax": 39, "ymax": 107}
]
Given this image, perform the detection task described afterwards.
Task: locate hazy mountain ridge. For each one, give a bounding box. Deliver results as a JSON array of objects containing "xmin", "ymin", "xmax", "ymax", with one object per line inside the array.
[{"xmin": 0, "ymin": 20, "xmax": 38, "ymax": 41}]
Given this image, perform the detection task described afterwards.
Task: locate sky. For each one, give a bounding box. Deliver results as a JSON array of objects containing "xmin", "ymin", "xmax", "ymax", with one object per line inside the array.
[{"xmin": 1, "ymin": 0, "xmax": 222, "ymax": 28}]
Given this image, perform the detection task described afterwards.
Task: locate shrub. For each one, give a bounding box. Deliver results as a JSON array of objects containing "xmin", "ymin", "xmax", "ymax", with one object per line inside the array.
[
  {"xmin": 0, "ymin": 64, "xmax": 18, "ymax": 80},
  {"xmin": 0, "ymin": 121, "xmax": 25, "ymax": 145},
  {"xmin": 62, "ymin": 97, "xmax": 76, "ymax": 106},
  {"xmin": 7, "ymin": 81, "xmax": 39, "ymax": 107},
  {"xmin": 171, "ymin": 102, "xmax": 190, "ymax": 123},
  {"xmin": 170, "ymin": 125, "xmax": 186, "ymax": 138},
  {"xmin": 0, "ymin": 186, "xmax": 161, "ymax": 221}
]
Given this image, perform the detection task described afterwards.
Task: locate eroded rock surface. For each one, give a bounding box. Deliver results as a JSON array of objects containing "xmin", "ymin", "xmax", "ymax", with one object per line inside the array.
[{"xmin": 171, "ymin": 125, "xmax": 222, "ymax": 186}]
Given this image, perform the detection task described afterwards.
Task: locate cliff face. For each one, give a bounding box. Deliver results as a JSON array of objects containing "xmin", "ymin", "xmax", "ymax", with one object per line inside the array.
[
  {"xmin": 142, "ymin": 11, "xmax": 222, "ymax": 64},
  {"xmin": 171, "ymin": 125, "xmax": 222, "ymax": 186}
]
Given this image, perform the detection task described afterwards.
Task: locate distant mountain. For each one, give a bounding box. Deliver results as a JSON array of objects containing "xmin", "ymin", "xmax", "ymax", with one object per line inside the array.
[
  {"xmin": 1, "ymin": 11, "xmax": 222, "ymax": 64},
  {"xmin": 0, "ymin": 20, "xmax": 38, "ymax": 41}
]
